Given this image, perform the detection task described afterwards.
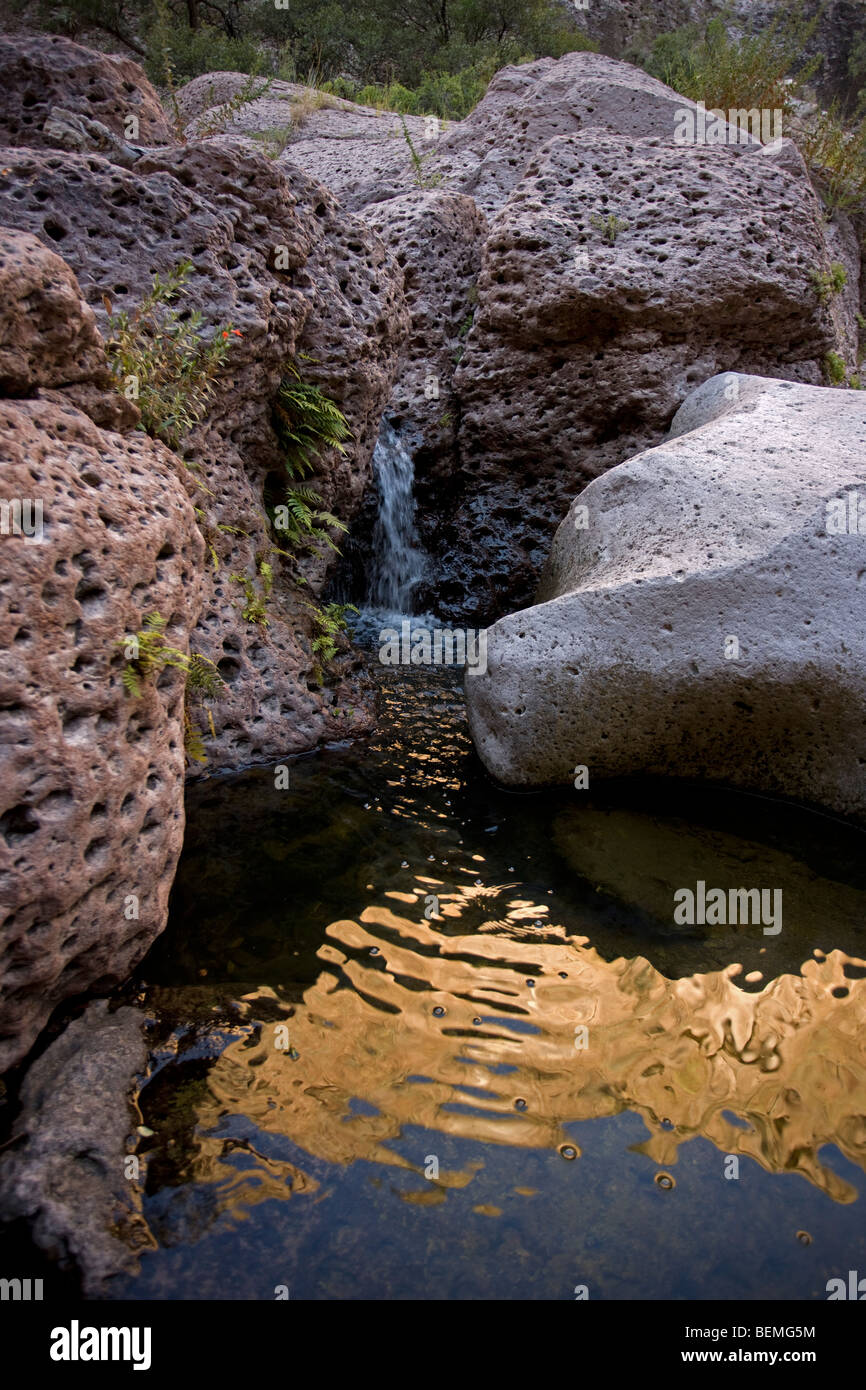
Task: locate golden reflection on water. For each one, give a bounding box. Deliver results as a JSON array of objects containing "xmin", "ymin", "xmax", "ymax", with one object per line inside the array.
[
  {"xmin": 140, "ymin": 668, "xmax": 866, "ymax": 1257},
  {"xmin": 180, "ymin": 899, "xmax": 866, "ymax": 1219}
]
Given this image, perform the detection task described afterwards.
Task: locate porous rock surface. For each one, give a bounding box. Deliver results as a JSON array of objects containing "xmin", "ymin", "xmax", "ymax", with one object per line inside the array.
[
  {"xmin": 0, "ymin": 230, "xmax": 204, "ymax": 1072},
  {"xmin": 0, "ymin": 129, "xmax": 408, "ymax": 773},
  {"xmin": 0, "ymin": 34, "xmax": 172, "ymax": 149},
  {"xmin": 465, "ymin": 373, "xmax": 866, "ymax": 823},
  {"xmin": 0, "ymin": 1001, "xmax": 151, "ymax": 1294},
  {"xmin": 221, "ymin": 49, "xmax": 860, "ymax": 621},
  {"xmin": 443, "ymin": 127, "xmax": 848, "ymax": 618},
  {"xmin": 176, "ymin": 71, "xmax": 438, "ymax": 212}
]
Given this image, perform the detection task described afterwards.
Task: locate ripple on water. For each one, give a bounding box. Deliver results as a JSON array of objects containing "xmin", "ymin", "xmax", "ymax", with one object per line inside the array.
[{"xmin": 123, "ymin": 661, "xmax": 866, "ymax": 1298}]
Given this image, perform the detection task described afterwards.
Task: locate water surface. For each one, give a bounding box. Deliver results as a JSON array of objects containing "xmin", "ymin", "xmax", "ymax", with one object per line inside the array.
[{"xmin": 116, "ymin": 658, "xmax": 866, "ymax": 1300}]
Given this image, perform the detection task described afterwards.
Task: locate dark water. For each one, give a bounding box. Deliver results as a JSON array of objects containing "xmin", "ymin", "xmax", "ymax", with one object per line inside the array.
[{"xmin": 114, "ymin": 655, "xmax": 866, "ymax": 1300}]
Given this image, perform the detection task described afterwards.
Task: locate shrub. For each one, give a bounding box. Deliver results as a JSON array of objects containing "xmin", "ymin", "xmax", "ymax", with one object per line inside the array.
[
  {"xmin": 798, "ymin": 107, "xmax": 866, "ymax": 213},
  {"xmin": 105, "ymin": 261, "xmax": 240, "ymax": 450},
  {"xmin": 144, "ymin": 18, "xmax": 264, "ymax": 85},
  {"xmin": 641, "ymin": 13, "xmax": 819, "ymax": 121}
]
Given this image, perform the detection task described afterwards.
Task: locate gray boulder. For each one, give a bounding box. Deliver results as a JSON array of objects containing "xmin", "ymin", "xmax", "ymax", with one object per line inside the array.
[
  {"xmin": 0, "ymin": 1002, "xmax": 150, "ymax": 1294},
  {"xmin": 465, "ymin": 372, "xmax": 866, "ymax": 824}
]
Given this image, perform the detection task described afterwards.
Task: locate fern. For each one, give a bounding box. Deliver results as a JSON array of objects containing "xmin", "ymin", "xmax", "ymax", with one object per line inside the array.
[
  {"xmin": 304, "ymin": 601, "xmax": 359, "ymax": 684},
  {"xmin": 105, "ymin": 261, "xmax": 241, "ymax": 449},
  {"xmin": 117, "ymin": 612, "xmax": 224, "ymax": 762},
  {"xmin": 271, "ymin": 363, "xmax": 352, "ymax": 559},
  {"xmin": 274, "ymin": 363, "xmax": 352, "ymax": 479}
]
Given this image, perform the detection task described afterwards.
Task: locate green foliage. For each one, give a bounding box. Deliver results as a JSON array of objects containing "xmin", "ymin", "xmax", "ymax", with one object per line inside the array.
[
  {"xmin": 274, "ymin": 363, "xmax": 352, "ymax": 475},
  {"xmin": 811, "ymin": 262, "xmax": 848, "ymax": 303},
  {"xmin": 639, "ymin": 11, "xmax": 820, "ymax": 119},
  {"xmin": 41, "ymin": 0, "xmax": 593, "ymax": 124},
  {"xmin": 248, "ymin": 124, "xmax": 295, "ymax": 157},
  {"xmin": 105, "ymin": 261, "xmax": 238, "ymax": 449},
  {"xmin": 304, "ymin": 601, "xmax": 358, "ymax": 684},
  {"xmin": 270, "ymin": 364, "xmax": 351, "ymax": 559},
  {"xmin": 144, "ymin": 13, "xmax": 264, "ymax": 85},
  {"xmin": 825, "ymin": 350, "xmax": 848, "ymax": 384},
  {"xmin": 636, "ymin": 11, "xmax": 865, "ymax": 215},
  {"xmin": 272, "ymin": 486, "xmax": 348, "ymax": 557},
  {"xmin": 231, "ymin": 573, "xmax": 269, "ymax": 626},
  {"xmin": 119, "ymin": 613, "xmax": 224, "ymax": 699},
  {"xmin": 118, "ymin": 612, "xmax": 223, "ymax": 762},
  {"xmin": 590, "ymin": 211, "xmax": 629, "ymax": 244},
  {"xmin": 799, "ymin": 107, "xmax": 866, "ymax": 213},
  {"xmin": 22, "ymin": 0, "xmax": 148, "ymax": 56}
]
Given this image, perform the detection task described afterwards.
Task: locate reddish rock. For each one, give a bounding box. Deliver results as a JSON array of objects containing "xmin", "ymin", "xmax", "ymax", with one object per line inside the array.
[
  {"xmin": 0, "ymin": 34, "xmax": 172, "ymax": 150},
  {"xmin": 0, "ymin": 231, "xmax": 204, "ymax": 1071}
]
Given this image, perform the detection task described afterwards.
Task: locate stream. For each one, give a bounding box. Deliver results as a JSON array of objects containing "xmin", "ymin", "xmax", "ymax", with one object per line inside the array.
[
  {"xmin": 110, "ymin": 650, "xmax": 866, "ymax": 1300},
  {"xmin": 106, "ymin": 424, "xmax": 866, "ymax": 1300}
]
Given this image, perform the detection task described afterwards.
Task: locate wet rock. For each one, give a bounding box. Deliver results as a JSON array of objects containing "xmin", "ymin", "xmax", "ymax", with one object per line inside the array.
[
  {"xmin": 465, "ymin": 373, "xmax": 866, "ymax": 824},
  {"xmin": 0, "ymin": 1002, "xmax": 150, "ymax": 1294},
  {"xmin": 0, "ymin": 34, "xmax": 172, "ymax": 150},
  {"xmin": 355, "ymin": 190, "xmax": 487, "ymax": 609}
]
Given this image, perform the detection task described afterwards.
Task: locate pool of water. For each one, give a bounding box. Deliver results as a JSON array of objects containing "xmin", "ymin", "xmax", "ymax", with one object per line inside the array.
[{"xmin": 114, "ymin": 649, "xmax": 866, "ymax": 1300}]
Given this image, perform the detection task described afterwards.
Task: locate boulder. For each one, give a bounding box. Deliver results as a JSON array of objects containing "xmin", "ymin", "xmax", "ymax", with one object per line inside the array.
[
  {"xmin": 442, "ymin": 127, "xmax": 849, "ymax": 619},
  {"xmin": 0, "ymin": 231, "xmax": 204, "ymax": 1071},
  {"xmin": 432, "ymin": 49, "xmax": 731, "ymax": 213},
  {"xmin": 175, "ymin": 71, "xmax": 435, "ymax": 211},
  {"xmin": 465, "ymin": 373, "xmax": 866, "ymax": 824},
  {"xmin": 0, "ymin": 134, "xmax": 408, "ymax": 774},
  {"xmin": 0, "ymin": 34, "xmax": 172, "ymax": 150},
  {"xmin": 0, "ymin": 1002, "xmax": 150, "ymax": 1294}
]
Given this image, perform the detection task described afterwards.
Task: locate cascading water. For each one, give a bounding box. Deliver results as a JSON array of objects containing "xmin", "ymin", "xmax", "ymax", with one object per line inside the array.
[{"xmin": 366, "ymin": 419, "xmax": 425, "ymax": 615}]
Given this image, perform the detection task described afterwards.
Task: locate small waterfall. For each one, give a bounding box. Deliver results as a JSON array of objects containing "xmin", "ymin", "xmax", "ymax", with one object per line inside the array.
[{"xmin": 367, "ymin": 419, "xmax": 424, "ymax": 613}]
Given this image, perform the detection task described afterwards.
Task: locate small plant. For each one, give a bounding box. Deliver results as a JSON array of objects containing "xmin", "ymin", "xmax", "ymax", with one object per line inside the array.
[
  {"xmin": 811, "ymin": 262, "xmax": 848, "ymax": 303},
  {"xmin": 590, "ymin": 212, "xmax": 629, "ymax": 244},
  {"xmin": 118, "ymin": 612, "xmax": 223, "ymax": 763},
  {"xmin": 304, "ymin": 601, "xmax": 358, "ymax": 684},
  {"xmin": 274, "ymin": 362, "xmax": 351, "ymax": 474},
  {"xmin": 231, "ymin": 573, "xmax": 269, "ymax": 626},
  {"xmin": 105, "ymin": 262, "xmax": 241, "ymax": 449},
  {"xmin": 825, "ymin": 351, "xmax": 848, "ymax": 384},
  {"xmin": 195, "ymin": 74, "xmax": 274, "ymax": 139},
  {"xmin": 150, "ymin": 0, "xmax": 187, "ymax": 141},
  {"xmin": 249, "ymin": 124, "xmax": 294, "ymax": 158},
  {"xmin": 400, "ymin": 115, "xmax": 442, "ymax": 188},
  {"xmin": 798, "ymin": 106, "xmax": 866, "ymax": 214}
]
